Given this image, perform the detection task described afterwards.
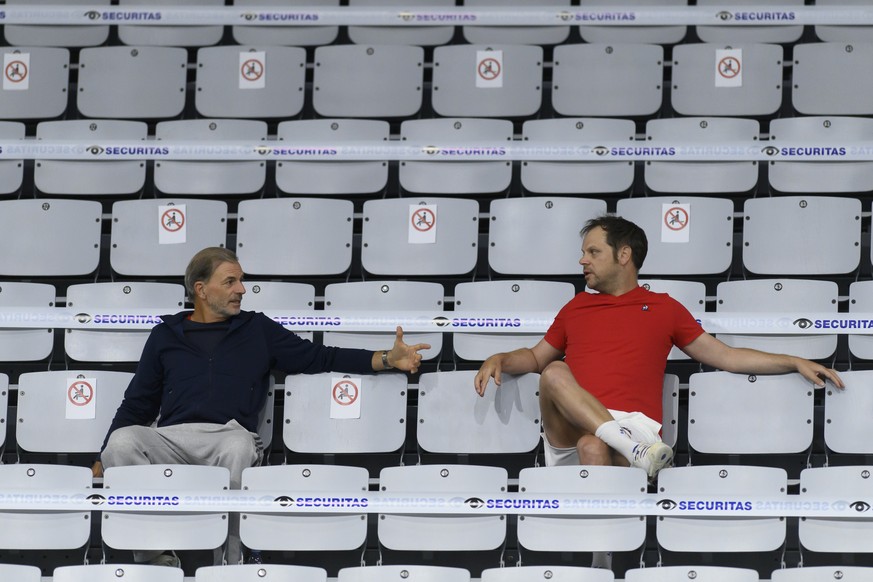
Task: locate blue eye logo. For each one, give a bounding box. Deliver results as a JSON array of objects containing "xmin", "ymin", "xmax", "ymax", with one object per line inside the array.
[
  {"xmin": 274, "ymin": 496, "xmax": 294, "ymax": 507},
  {"xmin": 793, "ymin": 318, "xmax": 813, "ymax": 329},
  {"xmin": 657, "ymin": 499, "xmax": 677, "ymax": 510},
  {"xmin": 850, "ymin": 501, "xmax": 871, "ymax": 512},
  {"xmin": 464, "ymin": 497, "xmax": 485, "ymax": 509}
]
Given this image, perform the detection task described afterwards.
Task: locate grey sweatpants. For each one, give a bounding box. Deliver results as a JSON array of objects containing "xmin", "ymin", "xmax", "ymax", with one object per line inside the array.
[{"xmin": 101, "ymin": 420, "xmax": 263, "ymax": 565}]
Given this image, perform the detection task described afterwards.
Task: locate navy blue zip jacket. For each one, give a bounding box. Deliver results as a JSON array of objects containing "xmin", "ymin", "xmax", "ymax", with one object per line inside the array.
[{"xmin": 100, "ymin": 310, "xmax": 374, "ymax": 453}]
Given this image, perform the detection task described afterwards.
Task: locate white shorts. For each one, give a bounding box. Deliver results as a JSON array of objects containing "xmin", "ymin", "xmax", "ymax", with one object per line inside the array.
[{"xmin": 543, "ymin": 409, "xmax": 663, "ymax": 467}]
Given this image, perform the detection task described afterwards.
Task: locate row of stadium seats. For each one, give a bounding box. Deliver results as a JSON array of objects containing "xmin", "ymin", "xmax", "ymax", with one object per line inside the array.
[
  {"xmin": 6, "ymin": 0, "xmax": 873, "ymax": 47},
  {"xmin": 4, "ymin": 277, "xmax": 873, "ymax": 363},
  {"xmin": 2, "ymin": 369, "xmax": 870, "ymax": 462},
  {"xmin": 8, "ymin": 562, "xmax": 873, "ymax": 582},
  {"xmin": 2, "ymin": 460, "xmax": 871, "ymax": 559},
  {"xmin": 14, "ymin": 562, "xmax": 873, "ymax": 582},
  {"xmin": 5, "ymin": 117, "xmax": 873, "ymax": 196},
  {"xmin": 7, "ymin": 42, "xmax": 873, "ymax": 119},
  {"xmin": 0, "ymin": 196, "xmax": 865, "ymax": 277},
  {"xmin": 10, "ymin": 564, "xmax": 873, "ymax": 582}
]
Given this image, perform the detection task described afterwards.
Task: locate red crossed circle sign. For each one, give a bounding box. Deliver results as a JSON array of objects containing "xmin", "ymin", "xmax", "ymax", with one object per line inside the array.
[
  {"xmin": 161, "ymin": 208, "xmax": 185, "ymax": 232},
  {"xmin": 718, "ymin": 56, "xmax": 741, "ymax": 79},
  {"xmin": 241, "ymin": 59, "xmax": 264, "ymax": 82},
  {"xmin": 5, "ymin": 60, "xmax": 27, "ymax": 83},
  {"xmin": 411, "ymin": 208, "xmax": 436, "ymax": 232},
  {"xmin": 68, "ymin": 380, "xmax": 94, "ymax": 407},
  {"xmin": 664, "ymin": 207, "xmax": 689, "ymax": 231},
  {"xmin": 332, "ymin": 379, "xmax": 359, "ymax": 406},
  {"xmin": 478, "ymin": 57, "xmax": 501, "ymax": 81}
]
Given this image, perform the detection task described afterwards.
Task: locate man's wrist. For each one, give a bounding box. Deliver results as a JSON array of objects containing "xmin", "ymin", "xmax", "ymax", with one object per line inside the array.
[{"xmin": 381, "ymin": 350, "xmax": 393, "ymax": 369}]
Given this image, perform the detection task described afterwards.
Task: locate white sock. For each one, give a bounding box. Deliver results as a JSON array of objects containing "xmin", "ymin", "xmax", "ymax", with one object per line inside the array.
[{"xmin": 594, "ymin": 420, "xmax": 637, "ymax": 464}]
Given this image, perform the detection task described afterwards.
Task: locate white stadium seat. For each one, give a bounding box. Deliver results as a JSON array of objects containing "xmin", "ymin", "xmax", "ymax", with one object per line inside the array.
[
  {"xmin": 657, "ymin": 465, "xmax": 787, "ymax": 552},
  {"xmin": 240, "ymin": 465, "xmax": 369, "ymax": 551},
  {"xmin": 378, "ymin": 464, "xmax": 508, "ymax": 551}
]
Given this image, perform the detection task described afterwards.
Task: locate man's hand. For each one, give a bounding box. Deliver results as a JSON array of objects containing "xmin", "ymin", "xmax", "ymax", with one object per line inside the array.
[
  {"xmin": 385, "ymin": 326, "xmax": 430, "ymax": 374},
  {"xmin": 473, "ymin": 341, "xmax": 563, "ymax": 397},
  {"xmin": 795, "ymin": 357, "xmax": 844, "ymax": 389},
  {"xmin": 91, "ymin": 460, "xmax": 103, "ymax": 478},
  {"xmin": 474, "ymin": 354, "xmax": 504, "ymax": 397}
]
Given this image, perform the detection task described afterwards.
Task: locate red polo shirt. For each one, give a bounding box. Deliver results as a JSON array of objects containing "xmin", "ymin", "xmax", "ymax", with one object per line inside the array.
[{"xmin": 544, "ymin": 286, "xmax": 704, "ymax": 423}]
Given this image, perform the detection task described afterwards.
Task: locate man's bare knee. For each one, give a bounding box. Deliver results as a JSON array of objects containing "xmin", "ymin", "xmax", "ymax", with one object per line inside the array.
[
  {"xmin": 577, "ymin": 434, "xmax": 613, "ymax": 466},
  {"xmin": 539, "ymin": 360, "xmax": 571, "ymax": 391},
  {"xmin": 539, "ymin": 360, "xmax": 575, "ymax": 407}
]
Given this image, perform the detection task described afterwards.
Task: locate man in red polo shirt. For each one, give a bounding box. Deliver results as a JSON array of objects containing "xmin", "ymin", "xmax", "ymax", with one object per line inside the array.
[{"xmin": 474, "ymin": 215, "xmax": 843, "ymax": 477}]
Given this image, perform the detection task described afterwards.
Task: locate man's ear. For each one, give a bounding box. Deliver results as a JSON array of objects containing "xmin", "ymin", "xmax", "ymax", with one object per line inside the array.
[
  {"xmin": 193, "ymin": 280, "xmax": 206, "ymax": 299},
  {"xmin": 617, "ymin": 245, "xmax": 633, "ymax": 266}
]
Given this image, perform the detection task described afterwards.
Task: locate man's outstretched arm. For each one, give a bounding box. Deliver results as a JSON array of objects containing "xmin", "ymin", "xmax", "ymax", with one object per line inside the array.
[
  {"xmin": 474, "ymin": 339, "xmax": 564, "ymax": 396},
  {"xmin": 681, "ymin": 332, "xmax": 844, "ymax": 389}
]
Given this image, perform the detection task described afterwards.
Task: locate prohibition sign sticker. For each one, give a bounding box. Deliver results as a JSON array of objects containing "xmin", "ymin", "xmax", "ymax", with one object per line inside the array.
[
  {"xmin": 161, "ymin": 208, "xmax": 185, "ymax": 232},
  {"xmin": 3, "ymin": 52, "xmax": 30, "ymax": 90},
  {"xmin": 330, "ymin": 376, "xmax": 362, "ymax": 419},
  {"xmin": 66, "ymin": 376, "xmax": 97, "ymax": 419},
  {"xmin": 476, "ymin": 49, "xmax": 503, "ymax": 88},
  {"xmin": 664, "ymin": 207, "xmax": 689, "ymax": 231},
  {"xmin": 411, "ymin": 208, "xmax": 435, "ymax": 232},
  {"xmin": 333, "ymin": 379, "xmax": 359, "ymax": 406},
  {"xmin": 240, "ymin": 51, "xmax": 266, "ymax": 89},
  {"xmin": 68, "ymin": 380, "xmax": 94, "ymax": 406},
  {"xmin": 662, "ymin": 203, "xmax": 690, "ymax": 243},
  {"xmin": 241, "ymin": 59, "xmax": 264, "ymax": 82},
  {"xmin": 409, "ymin": 204, "xmax": 437, "ymax": 244},
  {"xmin": 715, "ymin": 48, "xmax": 742, "ymax": 87},
  {"xmin": 4, "ymin": 60, "xmax": 27, "ymax": 83},
  {"xmin": 717, "ymin": 56, "xmax": 740, "ymax": 79},
  {"xmin": 159, "ymin": 204, "xmax": 187, "ymax": 245},
  {"xmin": 478, "ymin": 58, "xmax": 501, "ymax": 81}
]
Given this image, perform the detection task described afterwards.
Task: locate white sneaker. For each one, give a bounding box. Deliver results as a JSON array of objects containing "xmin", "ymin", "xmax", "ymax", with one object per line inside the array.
[
  {"xmin": 147, "ymin": 552, "xmax": 181, "ymax": 568},
  {"xmin": 631, "ymin": 442, "xmax": 673, "ymax": 479}
]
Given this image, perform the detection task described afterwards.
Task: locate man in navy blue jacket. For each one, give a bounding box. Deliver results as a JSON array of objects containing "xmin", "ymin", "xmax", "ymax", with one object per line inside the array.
[{"xmin": 92, "ymin": 247, "xmax": 429, "ymax": 566}]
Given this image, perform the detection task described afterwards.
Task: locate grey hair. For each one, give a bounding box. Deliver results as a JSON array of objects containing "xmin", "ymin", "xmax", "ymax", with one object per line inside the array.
[{"xmin": 184, "ymin": 247, "xmax": 239, "ymax": 298}]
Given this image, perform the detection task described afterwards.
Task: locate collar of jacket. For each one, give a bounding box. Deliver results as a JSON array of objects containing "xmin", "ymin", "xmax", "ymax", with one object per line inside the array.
[{"xmin": 161, "ymin": 310, "xmax": 256, "ymax": 339}]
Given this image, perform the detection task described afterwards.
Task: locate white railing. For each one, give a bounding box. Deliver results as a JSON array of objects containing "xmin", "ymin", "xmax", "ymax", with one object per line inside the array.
[
  {"xmin": 0, "ymin": 487, "xmax": 863, "ymax": 518},
  {"xmin": 0, "ymin": 140, "xmax": 862, "ymax": 162},
  {"xmin": 0, "ymin": 5, "xmax": 866, "ymax": 27},
  {"xmin": 0, "ymin": 307, "xmax": 870, "ymax": 335}
]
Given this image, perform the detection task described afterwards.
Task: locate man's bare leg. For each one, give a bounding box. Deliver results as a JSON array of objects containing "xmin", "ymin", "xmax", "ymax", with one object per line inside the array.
[
  {"xmin": 539, "ymin": 360, "xmax": 672, "ymax": 478},
  {"xmin": 538, "ymin": 360, "xmax": 613, "ymax": 447},
  {"xmin": 576, "ymin": 434, "xmax": 629, "ymax": 467}
]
